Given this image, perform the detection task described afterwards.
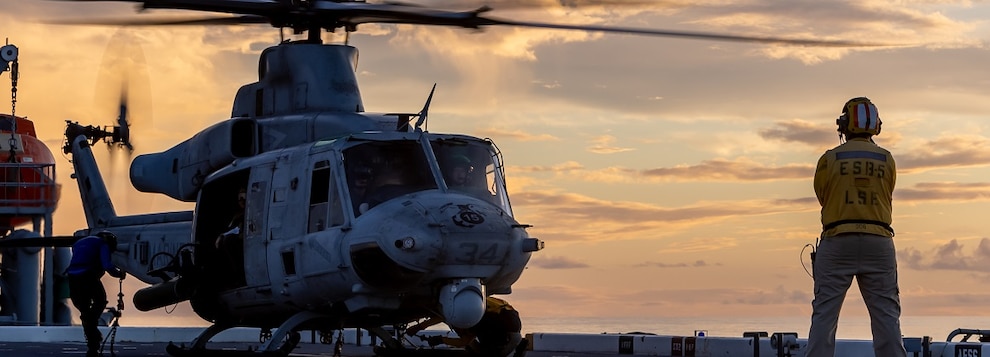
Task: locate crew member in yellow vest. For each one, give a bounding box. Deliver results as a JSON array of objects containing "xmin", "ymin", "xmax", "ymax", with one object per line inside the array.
[
  {"xmin": 806, "ymin": 97, "xmax": 906, "ymax": 357},
  {"xmin": 406, "ymin": 296, "xmax": 525, "ymax": 357}
]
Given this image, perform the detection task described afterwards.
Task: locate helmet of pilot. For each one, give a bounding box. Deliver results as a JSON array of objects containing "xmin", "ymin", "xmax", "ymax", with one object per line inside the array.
[
  {"xmin": 836, "ymin": 97, "xmax": 881, "ymax": 137},
  {"xmin": 449, "ymin": 154, "xmax": 473, "ymax": 170},
  {"xmin": 445, "ymin": 154, "xmax": 474, "ymax": 186}
]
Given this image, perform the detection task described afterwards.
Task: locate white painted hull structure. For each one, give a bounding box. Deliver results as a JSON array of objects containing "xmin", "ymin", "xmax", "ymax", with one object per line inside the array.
[
  {"xmin": 528, "ymin": 329, "xmax": 990, "ymax": 357},
  {"xmin": 2, "ymin": 326, "xmax": 989, "ymax": 356}
]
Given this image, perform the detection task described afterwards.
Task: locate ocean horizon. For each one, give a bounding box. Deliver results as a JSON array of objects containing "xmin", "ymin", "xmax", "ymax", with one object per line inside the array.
[{"xmin": 518, "ymin": 315, "xmax": 990, "ymax": 341}]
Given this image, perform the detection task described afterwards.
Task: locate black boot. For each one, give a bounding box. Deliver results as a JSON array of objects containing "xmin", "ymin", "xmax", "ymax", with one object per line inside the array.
[
  {"xmin": 85, "ymin": 331, "xmax": 103, "ymax": 357},
  {"xmin": 86, "ymin": 343, "xmax": 101, "ymax": 357}
]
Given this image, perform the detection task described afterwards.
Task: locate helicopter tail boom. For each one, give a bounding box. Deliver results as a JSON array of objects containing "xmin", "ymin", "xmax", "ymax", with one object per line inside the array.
[
  {"xmin": 64, "ymin": 125, "xmax": 118, "ymax": 227},
  {"xmin": 65, "ymin": 121, "xmax": 196, "ymax": 286}
]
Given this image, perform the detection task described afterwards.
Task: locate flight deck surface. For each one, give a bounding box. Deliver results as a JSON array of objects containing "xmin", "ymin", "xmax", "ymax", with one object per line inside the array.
[
  {"xmin": 0, "ymin": 342, "xmax": 607, "ymax": 357},
  {"xmin": 3, "ymin": 326, "xmax": 990, "ymax": 357}
]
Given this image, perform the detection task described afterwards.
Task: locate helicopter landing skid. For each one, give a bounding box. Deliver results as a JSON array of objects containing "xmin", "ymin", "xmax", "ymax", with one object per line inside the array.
[
  {"xmin": 164, "ymin": 331, "xmax": 300, "ymax": 357},
  {"xmin": 165, "ymin": 342, "xmax": 292, "ymax": 357},
  {"xmin": 164, "ymin": 311, "xmax": 318, "ymax": 357}
]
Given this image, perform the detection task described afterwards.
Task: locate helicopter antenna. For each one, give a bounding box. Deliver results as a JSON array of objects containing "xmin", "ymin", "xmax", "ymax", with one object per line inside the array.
[{"xmin": 414, "ymin": 83, "xmax": 436, "ymax": 132}]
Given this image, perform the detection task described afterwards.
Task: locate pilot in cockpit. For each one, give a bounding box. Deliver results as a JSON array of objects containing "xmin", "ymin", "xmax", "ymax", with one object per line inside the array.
[
  {"xmin": 361, "ymin": 157, "xmax": 412, "ymax": 211},
  {"xmin": 443, "ymin": 154, "xmax": 493, "ymax": 203},
  {"xmin": 445, "ymin": 155, "xmax": 474, "ymax": 188}
]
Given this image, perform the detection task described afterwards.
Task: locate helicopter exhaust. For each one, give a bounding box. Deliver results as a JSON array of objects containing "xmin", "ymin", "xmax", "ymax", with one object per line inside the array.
[
  {"xmin": 439, "ymin": 278, "xmax": 486, "ymax": 329},
  {"xmin": 133, "ymin": 278, "xmax": 194, "ymax": 312}
]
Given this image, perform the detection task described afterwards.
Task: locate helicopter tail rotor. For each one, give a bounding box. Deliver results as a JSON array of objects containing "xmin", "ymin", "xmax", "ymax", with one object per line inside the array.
[
  {"xmin": 113, "ymin": 85, "xmax": 134, "ymax": 153},
  {"xmin": 96, "ymin": 29, "xmax": 150, "ymax": 155}
]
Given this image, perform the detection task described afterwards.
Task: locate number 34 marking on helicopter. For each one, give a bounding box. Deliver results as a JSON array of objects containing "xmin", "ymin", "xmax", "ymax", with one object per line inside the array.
[{"xmin": 454, "ymin": 242, "xmax": 502, "ymax": 264}]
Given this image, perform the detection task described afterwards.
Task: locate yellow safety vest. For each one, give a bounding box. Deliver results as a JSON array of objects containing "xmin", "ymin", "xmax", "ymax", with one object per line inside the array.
[{"xmin": 813, "ymin": 137, "xmax": 896, "ymax": 237}]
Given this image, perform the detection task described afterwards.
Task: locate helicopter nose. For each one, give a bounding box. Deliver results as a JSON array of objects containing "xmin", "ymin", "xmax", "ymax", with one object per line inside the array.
[{"xmin": 347, "ymin": 191, "xmax": 532, "ymax": 289}]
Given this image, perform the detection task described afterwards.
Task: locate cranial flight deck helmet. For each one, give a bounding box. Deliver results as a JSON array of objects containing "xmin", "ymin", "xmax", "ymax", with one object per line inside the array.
[{"xmin": 836, "ymin": 97, "xmax": 881, "ymax": 136}]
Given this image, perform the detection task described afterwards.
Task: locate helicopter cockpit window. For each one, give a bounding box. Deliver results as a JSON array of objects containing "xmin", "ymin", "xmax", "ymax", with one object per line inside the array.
[
  {"xmin": 432, "ymin": 139, "xmax": 510, "ymax": 213},
  {"xmin": 344, "ymin": 141, "xmax": 437, "ymax": 216}
]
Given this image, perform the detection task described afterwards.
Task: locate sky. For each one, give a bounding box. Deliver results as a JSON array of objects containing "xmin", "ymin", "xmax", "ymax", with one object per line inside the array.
[{"xmin": 3, "ymin": 0, "xmax": 990, "ymax": 333}]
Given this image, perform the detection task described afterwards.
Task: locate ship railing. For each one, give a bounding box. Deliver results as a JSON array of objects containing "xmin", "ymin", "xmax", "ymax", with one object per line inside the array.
[{"xmin": 0, "ymin": 162, "xmax": 58, "ymax": 212}]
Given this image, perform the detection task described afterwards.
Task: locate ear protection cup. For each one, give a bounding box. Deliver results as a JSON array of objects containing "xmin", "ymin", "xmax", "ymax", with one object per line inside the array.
[{"xmin": 836, "ymin": 114, "xmax": 848, "ymax": 132}]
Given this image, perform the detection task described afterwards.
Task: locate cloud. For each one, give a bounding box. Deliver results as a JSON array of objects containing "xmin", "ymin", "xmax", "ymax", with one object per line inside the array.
[
  {"xmin": 758, "ymin": 119, "xmax": 836, "ymax": 147},
  {"xmin": 587, "ymin": 135, "xmax": 635, "ymax": 154},
  {"xmin": 896, "ymin": 182, "xmax": 990, "ymax": 202},
  {"xmin": 634, "ymin": 260, "xmax": 716, "ymax": 268},
  {"xmin": 530, "ymin": 255, "xmax": 591, "ymax": 269},
  {"xmin": 510, "ymin": 132, "xmax": 990, "ymax": 183},
  {"xmin": 514, "ymin": 180, "xmax": 990, "ymax": 244},
  {"xmin": 657, "ymin": 236, "xmax": 739, "ymax": 253},
  {"xmin": 641, "ymin": 158, "xmax": 812, "ymax": 181},
  {"xmin": 725, "ymin": 285, "xmax": 811, "ymax": 306},
  {"xmin": 516, "ymin": 190, "xmax": 810, "ymax": 224},
  {"xmin": 474, "ymin": 127, "xmax": 561, "ymax": 142},
  {"xmin": 900, "ymin": 238, "xmax": 990, "ymax": 273},
  {"xmin": 512, "ymin": 158, "xmax": 811, "ymax": 183},
  {"xmin": 513, "ymin": 161, "xmax": 586, "ymax": 174},
  {"xmin": 678, "ymin": 0, "xmax": 983, "ymax": 63},
  {"xmin": 514, "ymin": 190, "xmax": 817, "ymax": 242},
  {"xmin": 899, "ymin": 135, "xmax": 990, "ymax": 173}
]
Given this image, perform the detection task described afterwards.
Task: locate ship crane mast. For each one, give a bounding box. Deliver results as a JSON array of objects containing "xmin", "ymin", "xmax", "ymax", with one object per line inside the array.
[{"xmin": 0, "ymin": 41, "xmax": 68, "ymax": 326}]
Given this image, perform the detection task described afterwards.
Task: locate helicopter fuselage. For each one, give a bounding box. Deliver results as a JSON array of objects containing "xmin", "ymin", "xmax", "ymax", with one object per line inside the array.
[{"xmin": 66, "ymin": 122, "xmax": 541, "ymax": 331}]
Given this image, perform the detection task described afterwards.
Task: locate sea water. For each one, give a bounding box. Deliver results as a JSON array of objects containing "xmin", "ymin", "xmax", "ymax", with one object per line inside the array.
[{"xmin": 520, "ymin": 316, "xmax": 990, "ymax": 341}]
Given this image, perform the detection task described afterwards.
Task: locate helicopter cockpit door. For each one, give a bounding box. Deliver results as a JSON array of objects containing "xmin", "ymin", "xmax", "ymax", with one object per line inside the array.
[{"xmin": 243, "ymin": 162, "xmax": 273, "ymax": 287}]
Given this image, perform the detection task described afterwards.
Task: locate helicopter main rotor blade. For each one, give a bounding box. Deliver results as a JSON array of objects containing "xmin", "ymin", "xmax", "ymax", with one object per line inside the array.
[
  {"xmin": 51, "ymin": 0, "xmax": 283, "ymax": 14},
  {"xmin": 320, "ymin": 3, "xmax": 894, "ymax": 47},
  {"xmin": 45, "ymin": 0, "xmax": 900, "ymax": 47},
  {"xmin": 45, "ymin": 15, "xmax": 268, "ymax": 26},
  {"xmin": 388, "ymin": 0, "xmax": 669, "ymax": 11},
  {"xmin": 474, "ymin": 17, "xmax": 893, "ymax": 47}
]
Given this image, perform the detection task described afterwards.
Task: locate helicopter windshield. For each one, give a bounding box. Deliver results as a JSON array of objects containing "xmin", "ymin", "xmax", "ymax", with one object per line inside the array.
[
  {"xmin": 432, "ymin": 137, "xmax": 511, "ymax": 214},
  {"xmin": 344, "ymin": 140, "xmax": 437, "ymax": 215},
  {"xmin": 342, "ymin": 137, "xmax": 511, "ymax": 216}
]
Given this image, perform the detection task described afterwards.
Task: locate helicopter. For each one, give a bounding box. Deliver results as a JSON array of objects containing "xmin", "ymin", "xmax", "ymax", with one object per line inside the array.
[{"xmin": 47, "ymin": 0, "xmax": 883, "ymax": 356}]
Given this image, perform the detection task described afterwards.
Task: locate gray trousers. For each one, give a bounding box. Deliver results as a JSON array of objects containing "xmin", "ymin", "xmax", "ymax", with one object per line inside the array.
[{"xmin": 806, "ymin": 233, "xmax": 906, "ymax": 357}]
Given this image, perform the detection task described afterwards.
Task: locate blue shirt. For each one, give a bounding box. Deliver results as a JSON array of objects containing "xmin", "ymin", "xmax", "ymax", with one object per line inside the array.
[{"xmin": 67, "ymin": 236, "xmax": 124, "ymax": 278}]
